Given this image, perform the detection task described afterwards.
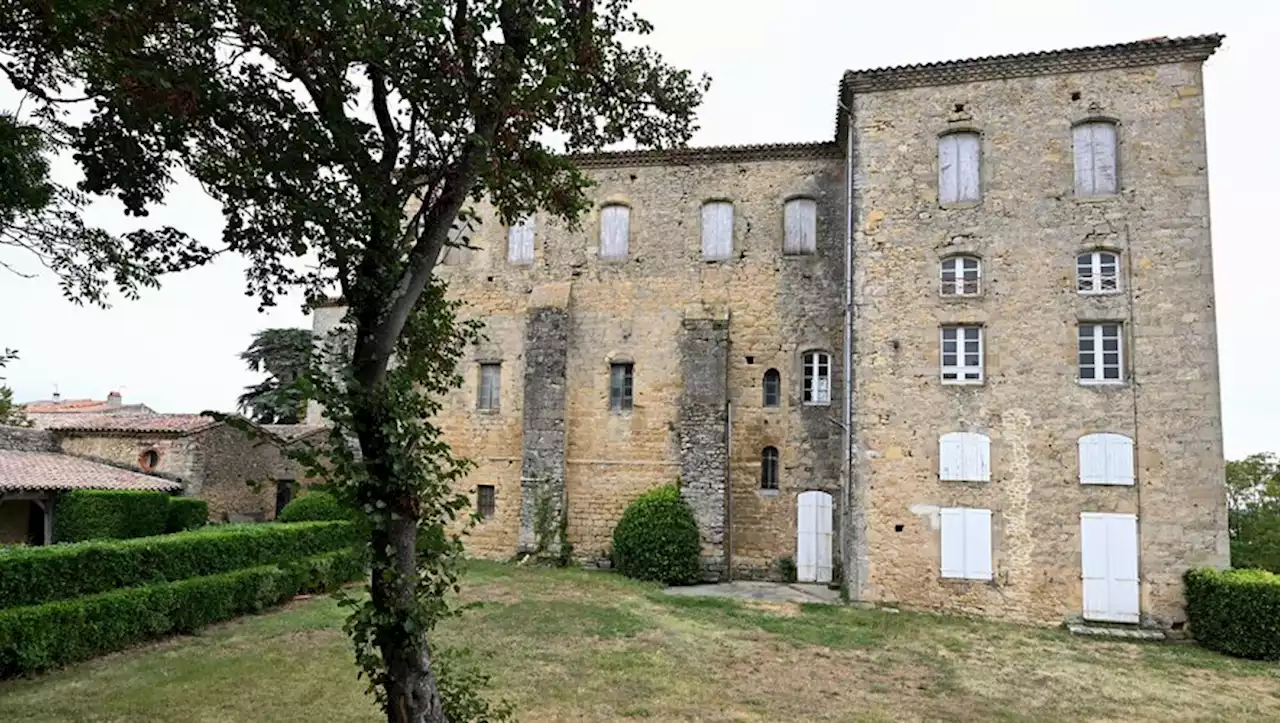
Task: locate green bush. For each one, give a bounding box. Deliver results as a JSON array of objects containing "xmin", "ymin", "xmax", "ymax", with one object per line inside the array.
[
  {"xmin": 1184, "ymin": 567, "xmax": 1280, "ymax": 660},
  {"xmin": 54, "ymin": 490, "xmax": 170, "ymax": 542},
  {"xmin": 277, "ymin": 491, "xmax": 348, "ymax": 523},
  {"xmin": 0, "ymin": 521, "xmax": 357, "ymax": 609},
  {"xmin": 0, "ymin": 549, "xmax": 364, "ymax": 677},
  {"xmin": 611, "ymin": 484, "xmax": 702, "ymax": 586},
  {"xmin": 165, "ymin": 497, "xmax": 209, "ymax": 533}
]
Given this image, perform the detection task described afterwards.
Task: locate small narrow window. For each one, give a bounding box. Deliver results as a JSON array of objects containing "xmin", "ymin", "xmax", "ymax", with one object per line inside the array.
[
  {"xmin": 1073, "ymin": 121, "xmax": 1118, "ymax": 196},
  {"xmin": 940, "ymin": 256, "xmax": 981, "ymax": 296},
  {"xmin": 939, "ymin": 132, "xmax": 981, "ymax": 205},
  {"xmin": 600, "ymin": 205, "xmax": 630, "ymax": 260},
  {"xmin": 761, "ymin": 447, "xmax": 779, "ymax": 490},
  {"xmin": 763, "ymin": 368, "xmax": 782, "ymax": 408},
  {"xmin": 1076, "ymin": 251, "xmax": 1120, "ymax": 294},
  {"xmin": 477, "ymin": 363, "xmax": 501, "ymax": 410},
  {"xmin": 940, "ymin": 507, "xmax": 993, "ymax": 580},
  {"xmin": 1078, "ymin": 323, "xmax": 1124, "ymax": 384},
  {"xmin": 507, "ymin": 215, "xmax": 535, "ymax": 264},
  {"xmin": 941, "ymin": 326, "xmax": 983, "ymax": 384},
  {"xmin": 701, "ymin": 201, "xmax": 734, "ymax": 260},
  {"xmin": 801, "ymin": 351, "xmax": 831, "ymax": 405},
  {"xmin": 609, "ymin": 362, "xmax": 634, "ymax": 412},
  {"xmin": 783, "ymin": 198, "xmax": 817, "ymax": 255},
  {"xmin": 476, "ymin": 485, "xmax": 496, "ymax": 519}
]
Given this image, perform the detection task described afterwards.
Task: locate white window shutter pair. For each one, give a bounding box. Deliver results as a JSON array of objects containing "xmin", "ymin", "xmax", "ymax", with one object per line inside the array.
[
  {"xmin": 939, "ymin": 133, "xmax": 980, "ymax": 205},
  {"xmin": 507, "ymin": 215, "xmax": 535, "ymax": 264},
  {"xmin": 1078, "ymin": 433, "xmax": 1134, "ymax": 485},
  {"xmin": 701, "ymin": 202, "xmax": 733, "ymax": 260},
  {"xmin": 783, "ymin": 198, "xmax": 816, "ymax": 254},
  {"xmin": 940, "ymin": 508, "xmax": 993, "ymax": 580},
  {"xmin": 1073, "ymin": 122, "xmax": 1118, "ymax": 196},
  {"xmin": 939, "ymin": 432, "xmax": 991, "ymax": 482},
  {"xmin": 600, "ymin": 205, "xmax": 630, "ymax": 259}
]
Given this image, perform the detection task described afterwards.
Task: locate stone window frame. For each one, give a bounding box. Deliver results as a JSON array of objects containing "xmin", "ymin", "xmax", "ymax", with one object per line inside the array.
[
  {"xmin": 799, "ymin": 349, "xmax": 832, "ymax": 406},
  {"xmin": 1070, "ymin": 116, "xmax": 1122, "ymax": 200},
  {"xmin": 762, "ymin": 368, "xmax": 782, "ymax": 409},
  {"xmin": 936, "ymin": 127, "xmax": 984, "ymax": 209},
  {"xmin": 476, "ymin": 361, "xmax": 502, "ymax": 412},
  {"xmin": 138, "ymin": 448, "xmax": 160, "ymax": 472},
  {"xmin": 700, "ymin": 198, "xmax": 735, "ymax": 261},
  {"xmin": 760, "ymin": 446, "xmax": 780, "ymax": 490},
  {"xmin": 476, "ymin": 484, "xmax": 496, "ymax": 520},
  {"xmin": 1076, "ymin": 247, "xmax": 1122, "ymax": 296},
  {"xmin": 609, "ymin": 359, "xmax": 634, "ymax": 412},
  {"xmin": 1077, "ymin": 320, "xmax": 1126, "ymax": 386},
  {"xmin": 939, "ymin": 254, "xmax": 983, "ymax": 297}
]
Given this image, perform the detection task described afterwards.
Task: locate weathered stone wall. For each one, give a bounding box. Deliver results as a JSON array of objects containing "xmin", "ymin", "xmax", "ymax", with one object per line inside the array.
[
  {"xmin": 0, "ymin": 426, "xmax": 59, "ymax": 452},
  {"xmin": 678, "ymin": 317, "xmax": 729, "ymax": 577},
  {"xmin": 518, "ymin": 294, "xmax": 570, "ymax": 555},
  {"xmin": 850, "ymin": 59, "xmax": 1226, "ymax": 626},
  {"xmin": 56, "ymin": 433, "xmax": 199, "ymax": 483}
]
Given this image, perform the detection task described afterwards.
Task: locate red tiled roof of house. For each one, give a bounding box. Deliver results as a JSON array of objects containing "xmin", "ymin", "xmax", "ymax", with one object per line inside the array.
[
  {"xmin": 0, "ymin": 450, "xmax": 180, "ymax": 492},
  {"xmin": 22, "ymin": 395, "xmax": 154, "ymax": 415},
  {"xmin": 29, "ymin": 413, "xmax": 220, "ymax": 435}
]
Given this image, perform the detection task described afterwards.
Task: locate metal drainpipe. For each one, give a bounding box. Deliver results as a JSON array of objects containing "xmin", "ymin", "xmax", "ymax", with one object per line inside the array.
[{"xmin": 840, "ymin": 96, "xmax": 857, "ymax": 602}]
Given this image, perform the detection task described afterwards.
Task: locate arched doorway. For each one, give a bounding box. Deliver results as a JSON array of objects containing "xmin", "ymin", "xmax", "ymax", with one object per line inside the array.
[{"xmin": 796, "ymin": 490, "xmax": 833, "ymax": 583}]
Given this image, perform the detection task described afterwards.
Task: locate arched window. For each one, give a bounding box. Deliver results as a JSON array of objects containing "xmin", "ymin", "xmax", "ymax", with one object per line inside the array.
[
  {"xmin": 701, "ymin": 201, "xmax": 734, "ymax": 260},
  {"xmin": 1076, "ymin": 250, "xmax": 1119, "ymax": 294},
  {"xmin": 1073, "ymin": 121, "xmax": 1118, "ymax": 196},
  {"xmin": 783, "ymin": 198, "xmax": 816, "ymax": 254},
  {"xmin": 1078, "ymin": 433, "xmax": 1134, "ymax": 485},
  {"xmin": 762, "ymin": 369, "xmax": 781, "ymax": 408},
  {"xmin": 761, "ymin": 447, "xmax": 779, "ymax": 490},
  {"xmin": 940, "ymin": 256, "xmax": 981, "ymax": 296},
  {"xmin": 600, "ymin": 204, "xmax": 630, "ymax": 259},
  {"xmin": 801, "ymin": 351, "xmax": 831, "ymax": 405},
  {"xmin": 939, "ymin": 131, "xmax": 981, "ymax": 205}
]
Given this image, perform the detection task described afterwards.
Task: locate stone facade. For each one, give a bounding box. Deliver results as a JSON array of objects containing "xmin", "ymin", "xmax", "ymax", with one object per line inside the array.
[{"xmin": 309, "ymin": 35, "xmax": 1229, "ymax": 628}]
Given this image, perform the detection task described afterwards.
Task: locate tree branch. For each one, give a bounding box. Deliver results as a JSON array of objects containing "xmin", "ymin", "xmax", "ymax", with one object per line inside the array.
[{"xmin": 369, "ymin": 66, "xmax": 400, "ymax": 176}]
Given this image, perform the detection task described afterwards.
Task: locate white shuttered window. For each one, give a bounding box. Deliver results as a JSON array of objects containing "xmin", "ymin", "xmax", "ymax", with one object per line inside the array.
[
  {"xmin": 701, "ymin": 201, "xmax": 734, "ymax": 260},
  {"xmin": 939, "ymin": 432, "xmax": 991, "ymax": 482},
  {"xmin": 939, "ymin": 132, "xmax": 981, "ymax": 205},
  {"xmin": 940, "ymin": 507, "xmax": 993, "ymax": 580},
  {"xmin": 507, "ymin": 215, "xmax": 535, "ymax": 264},
  {"xmin": 600, "ymin": 205, "xmax": 630, "ymax": 260},
  {"xmin": 1073, "ymin": 122, "xmax": 1118, "ymax": 196},
  {"xmin": 783, "ymin": 198, "xmax": 816, "ymax": 254},
  {"xmin": 1078, "ymin": 433, "xmax": 1135, "ymax": 485}
]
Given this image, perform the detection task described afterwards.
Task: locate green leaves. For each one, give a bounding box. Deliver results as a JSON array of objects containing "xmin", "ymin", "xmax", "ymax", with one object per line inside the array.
[
  {"xmin": 237, "ymin": 327, "xmax": 314, "ymax": 423},
  {"xmin": 1227, "ymin": 453, "xmax": 1280, "ymax": 573},
  {"xmin": 1185, "ymin": 567, "xmax": 1280, "ymax": 660},
  {"xmin": 611, "ymin": 484, "xmax": 702, "ymax": 586}
]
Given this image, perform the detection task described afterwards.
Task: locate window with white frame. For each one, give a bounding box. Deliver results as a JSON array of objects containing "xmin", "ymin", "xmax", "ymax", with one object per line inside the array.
[
  {"xmin": 938, "ymin": 132, "xmax": 981, "ymax": 205},
  {"xmin": 507, "ymin": 215, "xmax": 535, "ymax": 264},
  {"xmin": 1076, "ymin": 250, "xmax": 1119, "ymax": 294},
  {"xmin": 939, "ymin": 432, "xmax": 991, "ymax": 482},
  {"xmin": 940, "ymin": 256, "xmax": 981, "ymax": 296},
  {"xmin": 941, "ymin": 326, "xmax": 983, "ymax": 384},
  {"xmin": 1078, "ymin": 323, "xmax": 1123, "ymax": 384},
  {"xmin": 940, "ymin": 507, "xmax": 993, "ymax": 581},
  {"xmin": 1073, "ymin": 121, "xmax": 1118, "ymax": 196},
  {"xmin": 600, "ymin": 204, "xmax": 630, "ymax": 260},
  {"xmin": 1078, "ymin": 433, "xmax": 1135, "ymax": 485},
  {"xmin": 701, "ymin": 201, "xmax": 733, "ymax": 260},
  {"xmin": 801, "ymin": 351, "xmax": 831, "ymax": 405},
  {"xmin": 477, "ymin": 363, "xmax": 501, "ymax": 410},
  {"xmin": 783, "ymin": 198, "xmax": 817, "ymax": 255}
]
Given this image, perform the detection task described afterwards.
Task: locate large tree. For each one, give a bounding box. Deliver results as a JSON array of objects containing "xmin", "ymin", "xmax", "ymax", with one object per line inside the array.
[
  {"xmin": 0, "ymin": 2, "xmax": 707, "ymax": 721},
  {"xmin": 238, "ymin": 327, "xmax": 312, "ymax": 424},
  {"xmin": 1226, "ymin": 453, "xmax": 1280, "ymax": 572}
]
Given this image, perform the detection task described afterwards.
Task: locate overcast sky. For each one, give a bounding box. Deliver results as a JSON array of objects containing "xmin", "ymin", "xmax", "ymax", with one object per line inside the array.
[{"xmin": 0, "ymin": 1, "xmax": 1274, "ymax": 458}]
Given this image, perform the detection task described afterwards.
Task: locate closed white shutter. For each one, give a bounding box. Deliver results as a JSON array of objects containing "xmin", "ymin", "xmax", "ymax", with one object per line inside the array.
[
  {"xmin": 940, "ymin": 508, "xmax": 966, "ymax": 578},
  {"xmin": 962, "ymin": 433, "xmax": 991, "ymax": 482},
  {"xmin": 507, "ymin": 215, "xmax": 535, "ymax": 264},
  {"xmin": 939, "ymin": 133, "xmax": 980, "ymax": 204},
  {"xmin": 783, "ymin": 198, "xmax": 816, "ymax": 254},
  {"xmin": 1074, "ymin": 122, "xmax": 1117, "ymax": 196},
  {"xmin": 939, "ymin": 135, "xmax": 959, "ymax": 204},
  {"xmin": 939, "ymin": 433, "xmax": 965, "ymax": 481},
  {"xmin": 701, "ymin": 202, "xmax": 733, "ymax": 260},
  {"xmin": 1079, "ymin": 433, "xmax": 1134, "ymax": 485},
  {"xmin": 600, "ymin": 205, "xmax": 630, "ymax": 259},
  {"xmin": 1081, "ymin": 513, "xmax": 1140, "ymax": 623}
]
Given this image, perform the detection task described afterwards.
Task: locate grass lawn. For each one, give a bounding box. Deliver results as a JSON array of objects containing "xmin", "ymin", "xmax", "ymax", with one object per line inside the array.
[{"xmin": 1, "ymin": 562, "xmax": 1278, "ymax": 722}]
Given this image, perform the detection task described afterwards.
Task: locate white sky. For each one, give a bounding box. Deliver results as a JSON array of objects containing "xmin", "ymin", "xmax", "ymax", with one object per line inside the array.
[{"xmin": 0, "ymin": 0, "xmax": 1274, "ymax": 458}]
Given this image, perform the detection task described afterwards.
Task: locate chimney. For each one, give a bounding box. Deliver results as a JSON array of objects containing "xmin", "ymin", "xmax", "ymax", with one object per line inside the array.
[
  {"xmin": 106, "ymin": 391, "xmax": 122, "ymax": 409},
  {"xmin": 51, "ymin": 390, "xmax": 61, "ymax": 403}
]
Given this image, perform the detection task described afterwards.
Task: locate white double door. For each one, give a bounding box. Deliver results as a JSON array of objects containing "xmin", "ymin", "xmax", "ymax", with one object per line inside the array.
[
  {"xmin": 1080, "ymin": 513, "xmax": 1140, "ymax": 624},
  {"xmin": 796, "ymin": 490, "xmax": 833, "ymax": 583}
]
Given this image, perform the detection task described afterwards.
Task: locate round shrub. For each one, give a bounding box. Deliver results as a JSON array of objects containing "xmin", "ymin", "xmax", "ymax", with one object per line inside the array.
[
  {"xmin": 611, "ymin": 484, "xmax": 701, "ymax": 586},
  {"xmin": 276, "ymin": 491, "xmax": 347, "ymax": 523}
]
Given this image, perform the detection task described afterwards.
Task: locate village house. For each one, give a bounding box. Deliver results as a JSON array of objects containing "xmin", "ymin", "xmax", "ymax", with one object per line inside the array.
[{"xmin": 309, "ymin": 35, "xmax": 1228, "ymax": 630}]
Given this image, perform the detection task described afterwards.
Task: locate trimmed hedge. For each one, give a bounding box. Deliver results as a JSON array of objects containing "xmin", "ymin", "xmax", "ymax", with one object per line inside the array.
[
  {"xmin": 1185, "ymin": 567, "xmax": 1280, "ymax": 660},
  {"xmin": 277, "ymin": 491, "xmax": 348, "ymax": 523},
  {"xmin": 0, "ymin": 548, "xmax": 366, "ymax": 677},
  {"xmin": 0, "ymin": 521, "xmax": 357, "ymax": 610},
  {"xmin": 165, "ymin": 497, "xmax": 209, "ymax": 533},
  {"xmin": 611, "ymin": 484, "xmax": 702, "ymax": 586},
  {"xmin": 54, "ymin": 490, "xmax": 170, "ymax": 542}
]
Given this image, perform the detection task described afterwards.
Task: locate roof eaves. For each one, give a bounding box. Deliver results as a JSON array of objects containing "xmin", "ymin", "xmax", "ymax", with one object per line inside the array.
[{"xmin": 568, "ymin": 141, "xmax": 842, "ymax": 170}]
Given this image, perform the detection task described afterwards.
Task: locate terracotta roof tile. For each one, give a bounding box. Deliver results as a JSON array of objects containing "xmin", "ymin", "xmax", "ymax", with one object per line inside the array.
[
  {"xmin": 29, "ymin": 413, "xmax": 219, "ymax": 435},
  {"xmin": 0, "ymin": 450, "xmax": 181, "ymax": 492}
]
